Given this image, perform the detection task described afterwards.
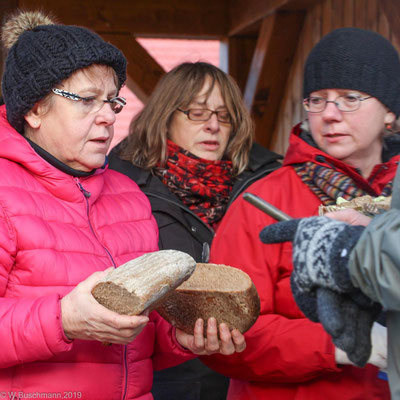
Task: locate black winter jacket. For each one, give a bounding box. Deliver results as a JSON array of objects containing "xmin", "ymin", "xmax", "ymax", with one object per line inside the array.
[{"xmin": 109, "ymin": 143, "xmax": 282, "ymax": 262}]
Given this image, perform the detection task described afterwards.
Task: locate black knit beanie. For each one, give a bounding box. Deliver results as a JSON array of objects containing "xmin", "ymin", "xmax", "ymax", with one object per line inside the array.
[
  {"xmin": 303, "ymin": 27, "xmax": 400, "ymax": 117},
  {"xmin": 1, "ymin": 11, "xmax": 127, "ymax": 133}
]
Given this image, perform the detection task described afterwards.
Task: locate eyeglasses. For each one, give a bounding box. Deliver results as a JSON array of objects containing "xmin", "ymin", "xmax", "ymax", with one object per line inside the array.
[
  {"xmin": 52, "ymin": 88, "xmax": 126, "ymax": 114},
  {"xmin": 303, "ymin": 94, "xmax": 372, "ymax": 113},
  {"xmin": 177, "ymin": 108, "xmax": 232, "ymax": 124}
]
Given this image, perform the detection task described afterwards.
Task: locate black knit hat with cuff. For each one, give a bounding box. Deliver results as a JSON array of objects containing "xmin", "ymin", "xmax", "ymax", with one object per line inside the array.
[
  {"xmin": 1, "ymin": 11, "xmax": 127, "ymax": 133},
  {"xmin": 303, "ymin": 27, "xmax": 400, "ymax": 117}
]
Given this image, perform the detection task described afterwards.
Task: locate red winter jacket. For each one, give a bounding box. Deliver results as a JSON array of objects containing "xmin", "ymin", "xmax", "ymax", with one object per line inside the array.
[
  {"xmin": 0, "ymin": 106, "xmax": 194, "ymax": 400},
  {"xmin": 202, "ymin": 124, "xmax": 394, "ymax": 400}
]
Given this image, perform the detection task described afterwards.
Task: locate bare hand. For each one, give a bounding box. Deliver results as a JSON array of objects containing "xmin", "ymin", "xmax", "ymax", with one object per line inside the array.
[
  {"xmin": 61, "ymin": 268, "xmax": 149, "ymax": 344},
  {"xmin": 325, "ymin": 209, "xmax": 372, "ymax": 227},
  {"xmin": 175, "ymin": 317, "xmax": 246, "ymax": 355}
]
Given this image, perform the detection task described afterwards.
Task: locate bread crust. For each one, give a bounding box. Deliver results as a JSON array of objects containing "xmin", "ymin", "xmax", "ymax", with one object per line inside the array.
[
  {"xmin": 156, "ymin": 263, "xmax": 261, "ymax": 335},
  {"xmin": 319, "ymin": 195, "xmax": 391, "ymax": 216},
  {"xmin": 92, "ymin": 250, "xmax": 196, "ymax": 315}
]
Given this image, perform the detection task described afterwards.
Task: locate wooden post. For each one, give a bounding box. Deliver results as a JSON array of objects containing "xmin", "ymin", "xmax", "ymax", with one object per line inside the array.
[{"xmin": 243, "ymin": 11, "xmax": 306, "ymax": 148}]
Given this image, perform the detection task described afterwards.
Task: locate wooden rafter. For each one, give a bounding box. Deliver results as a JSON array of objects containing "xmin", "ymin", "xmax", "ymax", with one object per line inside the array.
[
  {"xmin": 101, "ymin": 34, "xmax": 165, "ymax": 103},
  {"xmin": 19, "ymin": 0, "xmax": 229, "ymax": 38},
  {"xmin": 243, "ymin": 16, "xmax": 275, "ymax": 109},
  {"xmin": 229, "ymin": 0, "xmax": 287, "ymax": 36},
  {"xmin": 244, "ymin": 11, "xmax": 306, "ymax": 147},
  {"xmin": 227, "ymin": 35, "xmax": 258, "ymax": 93},
  {"xmin": 229, "ymin": 0, "xmax": 322, "ymax": 36},
  {"xmin": 380, "ymin": 0, "xmax": 400, "ymax": 46}
]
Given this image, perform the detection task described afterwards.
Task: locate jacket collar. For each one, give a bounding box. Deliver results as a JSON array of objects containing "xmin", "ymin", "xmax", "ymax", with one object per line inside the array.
[
  {"xmin": 246, "ymin": 143, "xmax": 282, "ymax": 172},
  {"xmin": 284, "ymin": 121, "xmax": 400, "ymax": 169},
  {"xmin": 0, "ymin": 105, "xmax": 106, "ymax": 203}
]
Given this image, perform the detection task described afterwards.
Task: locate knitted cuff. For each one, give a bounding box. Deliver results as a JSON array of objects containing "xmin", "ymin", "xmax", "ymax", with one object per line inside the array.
[{"xmin": 293, "ymin": 217, "xmax": 364, "ymax": 293}]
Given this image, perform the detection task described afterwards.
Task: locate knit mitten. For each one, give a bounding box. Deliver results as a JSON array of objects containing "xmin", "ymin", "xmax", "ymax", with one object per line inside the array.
[{"xmin": 260, "ymin": 216, "xmax": 382, "ymax": 366}]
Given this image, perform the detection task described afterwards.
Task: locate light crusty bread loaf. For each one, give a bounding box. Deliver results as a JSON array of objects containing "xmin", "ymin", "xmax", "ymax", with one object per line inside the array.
[
  {"xmin": 156, "ymin": 263, "xmax": 260, "ymax": 335},
  {"xmin": 319, "ymin": 195, "xmax": 391, "ymax": 216},
  {"xmin": 92, "ymin": 250, "xmax": 196, "ymax": 315}
]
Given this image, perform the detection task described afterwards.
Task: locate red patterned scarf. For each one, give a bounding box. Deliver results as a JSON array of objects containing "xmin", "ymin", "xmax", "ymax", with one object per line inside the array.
[{"xmin": 154, "ymin": 140, "xmax": 234, "ymax": 226}]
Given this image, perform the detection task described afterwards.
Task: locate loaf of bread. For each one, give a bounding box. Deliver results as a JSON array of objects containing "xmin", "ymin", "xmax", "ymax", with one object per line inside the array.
[
  {"xmin": 92, "ymin": 250, "xmax": 196, "ymax": 315},
  {"xmin": 156, "ymin": 263, "xmax": 260, "ymax": 335},
  {"xmin": 319, "ymin": 195, "xmax": 391, "ymax": 216}
]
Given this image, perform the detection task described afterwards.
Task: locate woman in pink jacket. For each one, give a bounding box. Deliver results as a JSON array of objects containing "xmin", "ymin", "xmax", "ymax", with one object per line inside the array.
[{"xmin": 0, "ymin": 10, "xmax": 245, "ymax": 400}]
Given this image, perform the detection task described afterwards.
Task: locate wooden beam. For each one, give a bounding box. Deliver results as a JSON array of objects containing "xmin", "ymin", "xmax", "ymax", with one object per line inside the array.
[
  {"xmin": 0, "ymin": 0, "xmax": 17, "ymax": 24},
  {"xmin": 380, "ymin": 0, "xmax": 400, "ymax": 46},
  {"xmin": 244, "ymin": 11, "xmax": 306, "ymax": 148},
  {"xmin": 229, "ymin": 0, "xmax": 287, "ymax": 36},
  {"xmin": 101, "ymin": 34, "xmax": 165, "ymax": 103},
  {"xmin": 243, "ymin": 16, "xmax": 275, "ymax": 109},
  {"xmin": 229, "ymin": 0, "xmax": 322, "ymax": 36},
  {"xmin": 19, "ymin": 0, "xmax": 229, "ymax": 38},
  {"xmin": 227, "ymin": 35, "xmax": 258, "ymax": 94}
]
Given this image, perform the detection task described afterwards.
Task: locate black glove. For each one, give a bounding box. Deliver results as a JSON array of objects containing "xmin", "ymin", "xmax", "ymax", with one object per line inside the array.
[{"xmin": 260, "ymin": 217, "xmax": 382, "ymax": 366}]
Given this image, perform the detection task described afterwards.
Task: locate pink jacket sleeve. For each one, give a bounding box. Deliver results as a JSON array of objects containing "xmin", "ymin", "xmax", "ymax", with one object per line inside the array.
[
  {"xmin": 0, "ymin": 209, "xmax": 72, "ymax": 368},
  {"xmin": 201, "ymin": 193, "xmax": 340, "ymax": 383}
]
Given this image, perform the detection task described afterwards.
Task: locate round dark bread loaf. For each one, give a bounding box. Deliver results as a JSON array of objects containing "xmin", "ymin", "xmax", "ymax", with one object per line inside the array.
[
  {"xmin": 92, "ymin": 250, "xmax": 196, "ymax": 315},
  {"xmin": 156, "ymin": 263, "xmax": 261, "ymax": 335}
]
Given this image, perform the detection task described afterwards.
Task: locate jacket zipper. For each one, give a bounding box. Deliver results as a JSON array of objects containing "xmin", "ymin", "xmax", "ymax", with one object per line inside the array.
[
  {"xmin": 368, "ymin": 165, "xmax": 387, "ymax": 187},
  {"xmin": 75, "ymin": 178, "xmax": 117, "ymax": 267},
  {"xmin": 122, "ymin": 346, "xmax": 128, "ymax": 400},
  {"xmin": 75, "ymin": 178, "xmax": 128, "ymax": 400}
]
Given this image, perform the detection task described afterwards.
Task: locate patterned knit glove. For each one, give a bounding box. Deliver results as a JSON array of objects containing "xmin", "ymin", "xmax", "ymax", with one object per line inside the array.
[{"xmin": 260, "ymin": 217, "xmax": 382, "ymax": 366}]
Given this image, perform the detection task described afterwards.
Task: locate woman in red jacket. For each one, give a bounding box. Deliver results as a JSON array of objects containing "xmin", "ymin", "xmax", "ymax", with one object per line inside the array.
[
  {"xmin": 202, "ymin": 27, "xmax": 399, "ymax": 399},
  {"xmin": 0, "ymin": 10, "xmax": 244, "ymax": 400}
]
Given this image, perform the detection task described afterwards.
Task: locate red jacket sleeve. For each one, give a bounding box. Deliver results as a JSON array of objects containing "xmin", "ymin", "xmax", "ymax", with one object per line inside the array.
[
  {"xmin": 151, "ymin": 311, "xmax": 196, "ymax": 371},
  {"xmin": 201, "ymin": 178, "xmax": 340, "ymax": 383}
]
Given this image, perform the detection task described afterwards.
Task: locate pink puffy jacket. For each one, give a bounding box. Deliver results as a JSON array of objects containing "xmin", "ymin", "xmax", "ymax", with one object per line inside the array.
[{"xmin": 0, "ymin": 106, "xmax": 194, "ymax": 400}]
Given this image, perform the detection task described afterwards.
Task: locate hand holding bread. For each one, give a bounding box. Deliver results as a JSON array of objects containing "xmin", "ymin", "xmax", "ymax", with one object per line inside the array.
[
  {"xmin": 89, "ymin": 250, "xmax": 259, "ymax": 353},
  {"xmin": 175, "ymin": 317, "xmax": 246, "ymax": 355},
  {"xmin": 156, "ymin": 263, "xmax": 260, "ymax": 336},
  {"xmin": 61, "ymin": 268, "xmax": 150, "ymax": 344}
]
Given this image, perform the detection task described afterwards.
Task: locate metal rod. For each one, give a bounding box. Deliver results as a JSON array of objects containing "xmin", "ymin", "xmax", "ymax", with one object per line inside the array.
[{"xmin": 243, "ymin": 192, "xmax": 293, "ymax": 221}]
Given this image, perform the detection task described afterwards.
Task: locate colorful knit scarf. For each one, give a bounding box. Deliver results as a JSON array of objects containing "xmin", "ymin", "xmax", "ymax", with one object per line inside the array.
[
  {"xmin": 294, "ymin": 162, "xmax": 393, "ymax": 205},
  {"xmin": 154, "ymin": 140, "xmax": 234, "ymax": 226}
]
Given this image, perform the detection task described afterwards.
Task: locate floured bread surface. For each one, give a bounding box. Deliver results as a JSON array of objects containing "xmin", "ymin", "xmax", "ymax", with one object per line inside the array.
[
  {"xmin": 157, "ymin": 263, "xmax": 260, "ymax": 335},
  {"xmin": 319, "ymin": 195, "xmax": 391, "ymax": 216},
  {"xmin": 92, "ymin": 250, "xmax": 196, "ymax": 315}
]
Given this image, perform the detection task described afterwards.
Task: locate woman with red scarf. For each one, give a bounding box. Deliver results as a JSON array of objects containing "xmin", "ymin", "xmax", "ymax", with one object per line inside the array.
[{"xmin": 109, "ymin": 62, "xmax": 282, "ymax": 400}]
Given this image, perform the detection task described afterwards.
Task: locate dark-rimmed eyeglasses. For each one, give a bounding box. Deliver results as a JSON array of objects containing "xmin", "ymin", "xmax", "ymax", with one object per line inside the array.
[
  {"xmin": 303, "ymin": 94, "xmax": 372, "ymax": 113},
  {"xmin": 52, "ymin": 88, "xmax": 126, "ymax": 114},
  {"xmin": 177, "ymin": 108, "xmax": 232, "ymax": 124}
]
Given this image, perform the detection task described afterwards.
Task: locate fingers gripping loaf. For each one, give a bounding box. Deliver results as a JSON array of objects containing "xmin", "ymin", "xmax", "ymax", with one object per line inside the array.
[
  {"xmin": 92, "ymin": 250, "xmax": 196, "ymax": 315},
  {"xmin": 156, "ymin": 263, "xmax": 261, "ymax": 334}
]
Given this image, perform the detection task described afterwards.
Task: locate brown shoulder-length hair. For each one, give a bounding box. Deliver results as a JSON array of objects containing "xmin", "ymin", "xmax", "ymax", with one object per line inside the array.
[{"xmin": 118, "ymin": 62, "xmax": 254, "ymax": 175}]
